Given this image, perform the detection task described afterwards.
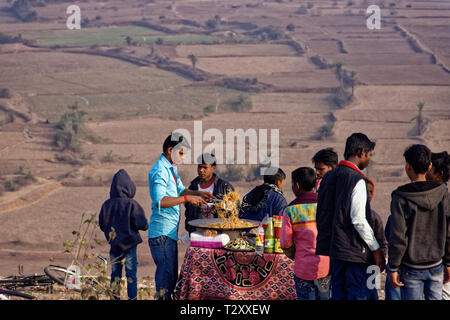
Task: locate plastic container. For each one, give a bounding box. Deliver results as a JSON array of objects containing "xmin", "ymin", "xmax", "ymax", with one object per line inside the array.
[
  {"xmin": 273, "ymin": 215, "xmax": 283, "ymax": 253},
  {"xmin": 262, "ymin": 214, "xmax": 270, "ymax": 232},
  {"xmin": 255, "ymin": 223, "xmax": 265, "ymax": 255},
  {"xmin": 264, "ymin": 216, "xmax": 275, "ymax": 254},
  {"xmin": 65, "ymin": 264, "xmax": 81, "ymax": 290}
]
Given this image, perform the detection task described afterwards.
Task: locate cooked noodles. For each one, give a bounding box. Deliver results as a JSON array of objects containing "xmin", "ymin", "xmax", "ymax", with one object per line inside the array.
[{"xmin": 205, "ymin": 190, "xmax": 254, "ymax": 229}]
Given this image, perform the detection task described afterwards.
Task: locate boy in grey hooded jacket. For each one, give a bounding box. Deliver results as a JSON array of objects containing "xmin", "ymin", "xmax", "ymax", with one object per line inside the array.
[{"xmin": 389, "ymin": 144, "xmax": 450, "ymax": 300}]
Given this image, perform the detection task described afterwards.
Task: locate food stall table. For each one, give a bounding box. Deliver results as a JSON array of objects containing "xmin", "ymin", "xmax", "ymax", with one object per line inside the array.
[{"xmin": 174, "ymin": 246, "xmax": 297, "ymax": 300}]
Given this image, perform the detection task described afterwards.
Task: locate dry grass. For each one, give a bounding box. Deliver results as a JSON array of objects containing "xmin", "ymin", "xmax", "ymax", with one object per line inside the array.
[
  {"xmin": 175, "ymin": 43, "xmax": 297, "ymax": 57},
  {"xmin": 174, "ymin": 56, "xmax": 316, "ymax": 76}
]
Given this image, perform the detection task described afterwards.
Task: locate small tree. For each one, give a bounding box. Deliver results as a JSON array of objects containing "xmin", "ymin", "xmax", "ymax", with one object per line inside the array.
[
  {"xmin": 286, "ymin": 24, "xmax": 295, "ymax": 31},
  {"xmin": 205, "ymin": 18, "xmax": 218, "ymax": 29},
  {"xmin": 54, "ymin": 103, "xmax": 87, "ymax": 152},
  {"xmin": 349, "ymin": 71, "xmax": 357, "ymax": 97},
  {"xmin": 187, "ymin": 53, "xmax": 198, "ymax": 70},
  {"xmin": 231, "ymin": 94, "xmax": 252, "ymax": 112},
  {"xmin": 296, "ymin": 5, "xmax": 308, "ymax": 14},
  {"xmin": 334, "ymin": 62, "xmax": 344, "ymax": 89},
  {"xmin": 415, "ymin": 102, "xmax": 425, "ymax": 135},
  {"xmin": 0, "ymin": 88, "xmax": 12, "ymax": 98}
]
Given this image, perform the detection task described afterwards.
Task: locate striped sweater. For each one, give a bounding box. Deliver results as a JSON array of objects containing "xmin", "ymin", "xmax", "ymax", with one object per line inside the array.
[{"xmin": 280, "ymin": 192, "xmax": 330, "ymax": 280}]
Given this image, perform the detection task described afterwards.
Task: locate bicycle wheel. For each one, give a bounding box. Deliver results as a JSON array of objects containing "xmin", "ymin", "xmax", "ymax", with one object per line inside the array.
[
  {"xmin": 0, "ymin": 288, "xmax": 36, "ymax": 300},
  {"xmin": 44, "ymin": 266, "xmax": 75, "ymax": 286},
  {"xmin": 44, "ymin": 265, "xmax": 96, "ymax": 290}
]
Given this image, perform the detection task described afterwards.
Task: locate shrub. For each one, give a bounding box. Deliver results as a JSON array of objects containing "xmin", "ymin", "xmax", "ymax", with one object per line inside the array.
[
  {"xmin": 205, "ymin": 18, "xmax": 219, "ymax": 29},
  {"xmin": 0, "ymin": 88, "xmax": 12, "ymax": 98},
  {"xmin": 296, "ymin": 5, "xmax": 308, "ymax": 14},
  {"xmin": 328, "ymin": 87, "xmax": 353, "ymax": 109},
  {"xmin": 216, "ymin": 165, "xmax": 244, "ymax": 182},
  {"xmin": 101, "ymin": 151, "xmax": 118, "ymax": 163},
  {"xmin": 316, "ymin": 124, "xmax": 334, "ymax": 140},
  {"xmin": 286, "ymin": 24, "xmax": 295, "ymax": 31},
  {"xmin": 246, "ymin": 165, "xmax": 264, "ymax": 182},
  {"xmin": 203, "ymin": 105, "xmax": 216, "ymax": 113},
  {"xmin": 53, "ymin": 104, "xmax": 87, "ymax": 152},
  {"xmin": 11, "ymin": 0, "xmax": 37, "ymax": 22},
  {"xmin": 231, "ymin": 94, "xmax": 252, "ymax": 112},
  {"xmin": 5, "ymin": 180, "xmax": 18, "ymax": 192},
  {"xmin": 0, "ymin": 33, "xmax": 21, "ymax": 44}
]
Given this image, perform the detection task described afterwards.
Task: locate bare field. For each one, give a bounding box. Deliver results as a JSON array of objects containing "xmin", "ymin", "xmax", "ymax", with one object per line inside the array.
[
  {"xmin": 250, "ymin": 92, "xmax": 332, "ymax": 113},
  {"xmin": 351, "ymin": 85, "xmax": 450, "ymax": 111},
  {"xmin": 345, "ymin": 64, "xmax": 450, "ymax": 85},
  {"xmin": 319, "ymin": 52, "xmax": 432, "ymax": 66},
  {"xmin": 0, "ymin": 52, "xmax": 190, "ymax": 95},
  {"xmin": 174, "ymin": 56, "xmax": 316, "ymax": 76},
  {"xmin": 0, "ymin": 0, "xmax": 449, "ymax": 295},
  {"xmin": 257, "ymin": 71, "xmax": 339, "ymax": 89},
  {"xmin": 175, "ymin": 43, "xmax": 297, "ymax": 57}
]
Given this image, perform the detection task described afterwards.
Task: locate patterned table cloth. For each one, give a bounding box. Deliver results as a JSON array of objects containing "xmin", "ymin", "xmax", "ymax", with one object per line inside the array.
[{"xmin": 174, "ymin": 246, "xmax": 297, "ymax": 300}]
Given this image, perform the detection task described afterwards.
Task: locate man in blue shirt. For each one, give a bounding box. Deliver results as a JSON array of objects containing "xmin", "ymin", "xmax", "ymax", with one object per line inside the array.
[{"xmin": 148, "ymin": 133, "xmax": 214, "ymax": 300}]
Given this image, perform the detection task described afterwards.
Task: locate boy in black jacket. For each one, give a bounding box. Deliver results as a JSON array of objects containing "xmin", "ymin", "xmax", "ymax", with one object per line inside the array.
[
  {"xmin": 389, "ymin": 145, "xmax": 450, "ymax": 300},
  {"xmin": 185, "ymin": 153, "xmax": 234, "ymax": 234},
  {"xmin": 99, "ymin": 169, "xmax": 148, "ymax": 300}
]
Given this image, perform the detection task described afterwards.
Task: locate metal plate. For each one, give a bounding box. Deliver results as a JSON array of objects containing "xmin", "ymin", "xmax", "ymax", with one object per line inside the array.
[{"xmin": 188, "ymin": 218, "xmax": 259, "ymax": 231}]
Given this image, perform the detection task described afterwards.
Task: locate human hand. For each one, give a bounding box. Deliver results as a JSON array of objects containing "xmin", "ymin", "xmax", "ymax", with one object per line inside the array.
[
  {"xmin": 199, "ymin": 191, "xmax": 215, "ymax": 201},
  {"xmin": 187, "ymin": 195, "xmax": 208, "ymax": 207},
  {"xmin": 390, "ymin": 272, "xmax": 404, "ymax": 288},
  {"xmin": 373, "ymin": 249, "xmax": 386, "ymax": 273},
  {"xmin": 444, "ymin": 266, "xmax": 450, "ymax": 284}
]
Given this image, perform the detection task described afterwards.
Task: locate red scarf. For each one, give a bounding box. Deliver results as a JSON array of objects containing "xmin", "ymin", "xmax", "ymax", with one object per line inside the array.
[{"xmin": 338, "ymin": 160, "xmax": 375, "ymax": 195}]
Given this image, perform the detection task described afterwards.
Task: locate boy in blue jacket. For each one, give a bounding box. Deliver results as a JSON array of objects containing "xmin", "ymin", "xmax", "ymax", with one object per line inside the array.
[
  {"xmin": 240, "ymin": 167, "xmax": 287, "ymax": 221},
  {"xmin": 99, "ymin": 169, "xmax": 149, "ymax": 300}
]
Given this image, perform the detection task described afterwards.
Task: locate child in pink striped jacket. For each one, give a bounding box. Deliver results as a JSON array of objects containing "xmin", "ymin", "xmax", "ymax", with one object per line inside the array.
[{"xmin": 280, "ymin": 167, "xmax": 330, "ymax": 300}]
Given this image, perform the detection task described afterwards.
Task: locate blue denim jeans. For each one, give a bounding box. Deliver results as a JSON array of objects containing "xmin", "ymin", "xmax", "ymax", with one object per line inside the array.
[
  {"xmin": 385, "ymin": 264, "xmax": 402, "ymax": 300},
  {"xmin": 330, "ymin": 259, "xmax": 378, "ymax": 300},
  {"xmin": 294, "ymin": 275, "xmax": 331, "ymax": 300},
  {"xmin": 400, "ymin": 264, "xmax": 444, "ymax": 300},
  {"xmin": 148, "ymin": 235, "xmax": 178, "ymax": 300},
  {"xmin": 110, "ymin": 246, "xmax": 138, "ymax": 300}
]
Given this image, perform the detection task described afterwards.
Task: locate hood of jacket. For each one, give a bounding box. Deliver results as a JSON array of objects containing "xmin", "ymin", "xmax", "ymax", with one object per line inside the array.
[
  {"xmin": 393, "ymin": 181, "xmax": 446, "ymax": 211},
  {"xmin": 110, "ymin": 169, "xmax": 136, "ymax": 199}
]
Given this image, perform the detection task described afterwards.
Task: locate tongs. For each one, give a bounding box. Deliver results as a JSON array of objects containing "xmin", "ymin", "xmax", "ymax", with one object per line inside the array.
[{"xmin": 207, "ymin": 198, "xmax": 223, "ymax": 207}]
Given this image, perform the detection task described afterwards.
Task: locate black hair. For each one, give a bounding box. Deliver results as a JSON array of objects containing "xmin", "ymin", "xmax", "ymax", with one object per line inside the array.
[
  {"xmin": 263, "ymin": 167, "xmax": 286, "ymax": 184},
  {"xmin": 344, "ymin": 133, "xmax": 376, "ymax": 159},
  {"xmin": 162, "ymin": 132, "xmax": 190, "ymax": 153},
  {"xmin": 291, "ymin": 167, "xmax": 316, "ymax": 192},
  {"xmin": 312, "ymin": 148, "xmax": 338, "ymax": 167},
  {"xmin": 403, "ymin": 144, "xmax": 431, "ymax": 174},
  {"xmin": 197, "ymin": 153, "xmax": 217, "ymax": 167},
  {"xmin": 431, "ymin": 151, "xmax": 449, "ymax": 183}
]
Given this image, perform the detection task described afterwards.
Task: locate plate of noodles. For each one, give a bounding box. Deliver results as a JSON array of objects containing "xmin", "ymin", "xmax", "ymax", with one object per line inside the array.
[
  {"xmin": 188, "ymin": 218, "xmax": 260, "ymax": 231},
  {"xmin": 188, "ymin": 189, "xmax": 259, "ymax": 231}
]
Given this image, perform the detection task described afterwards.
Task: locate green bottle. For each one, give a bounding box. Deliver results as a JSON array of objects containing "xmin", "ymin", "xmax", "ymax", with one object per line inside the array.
[{"xmin": 264, "ymin": 215, "xmax": 274, "ymax": 254}]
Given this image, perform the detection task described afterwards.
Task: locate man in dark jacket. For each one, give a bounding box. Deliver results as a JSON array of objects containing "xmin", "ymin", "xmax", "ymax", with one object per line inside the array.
[
  {"xmin": 185, "ymin": 153, "xmax": 235, "ymax": 234},
  {"xmin": 389, "ymin": 144, "xmax": 450, "ymax": 300},
  {"xmin": 316, "ymin": 133, "xmax": 385, "ymax": 300},
  {"xmin": 99, "ymin": 169, "xmax": 148, "ymax": 300}
]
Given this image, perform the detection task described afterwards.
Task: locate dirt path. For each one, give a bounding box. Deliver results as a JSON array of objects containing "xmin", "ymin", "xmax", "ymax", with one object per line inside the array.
[{"xmin": 0, "ymin": 179, "xmax": 62, "ymax": 214}]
